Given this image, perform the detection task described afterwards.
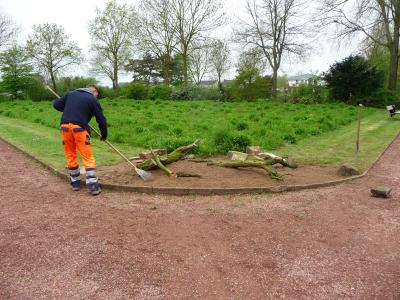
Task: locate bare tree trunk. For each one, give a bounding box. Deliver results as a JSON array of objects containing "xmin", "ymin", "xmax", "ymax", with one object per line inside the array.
[
  {"xmin": 182, "ymin": 46, "xmax": 188, "ymax": 85},
  {"xmin": 50, "ymin": 70, "xmax": 57, "ymax": 93},
  {"xmin": 113, "ymin": 60, "xmax": 119, "ymax": 95},
  {"xmin": 272, "ymin": 67, "xmax": 278, "ymax": 97},
  {"xmin": 163, "ymin": 54, "xmax": 171, "ymax": 85},
  {"xmin": 388, "ymin": 19, "xmax": 400, "ymax": 90}
]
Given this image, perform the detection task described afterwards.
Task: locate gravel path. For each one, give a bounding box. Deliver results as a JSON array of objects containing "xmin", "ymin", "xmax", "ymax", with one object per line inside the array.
[{"xmin": 0, "ymin": 137, "xmax": 399, "ymax": 299}]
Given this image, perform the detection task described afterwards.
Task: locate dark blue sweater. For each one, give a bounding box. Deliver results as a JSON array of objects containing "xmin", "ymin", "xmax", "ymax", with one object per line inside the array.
[{"xmin": 53, "ymin": 89, "xmax": 108, "ymax": 138}]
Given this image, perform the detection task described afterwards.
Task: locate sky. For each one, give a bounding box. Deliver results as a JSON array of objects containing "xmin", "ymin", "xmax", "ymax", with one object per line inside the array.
[{"xmin": 0, "ymin": 0, "xmax": 361, "ymax": 86}]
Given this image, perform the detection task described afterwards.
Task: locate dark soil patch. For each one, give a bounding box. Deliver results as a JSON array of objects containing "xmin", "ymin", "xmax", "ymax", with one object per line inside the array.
[{"xmin": 98, "ymin": 158, "xmax": 343, "ymax": 188}]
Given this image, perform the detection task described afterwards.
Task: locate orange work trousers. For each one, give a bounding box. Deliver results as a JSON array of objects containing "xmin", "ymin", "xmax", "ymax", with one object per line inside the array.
[{"xmin": 60, "ymin": 123, "xmax": 96, "ymax": 169}]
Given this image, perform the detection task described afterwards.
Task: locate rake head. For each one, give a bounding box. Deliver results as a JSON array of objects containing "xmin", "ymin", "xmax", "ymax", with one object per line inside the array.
[{"xmin": 135, "ymin": 166, "xmax": 153, "ymax": 180}]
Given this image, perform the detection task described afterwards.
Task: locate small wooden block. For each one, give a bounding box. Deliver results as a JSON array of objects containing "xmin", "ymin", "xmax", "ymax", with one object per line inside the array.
[
  {"xmin": 246, "ymin": 146, "xmax": 261, "ymax": 155},
  {"xmin": 227, "ymin": 151, "xmax": 248, "ymax": 161},
  {"xmin": 370, "ymin": 186, "xmax": 392, "ymax": 198}
]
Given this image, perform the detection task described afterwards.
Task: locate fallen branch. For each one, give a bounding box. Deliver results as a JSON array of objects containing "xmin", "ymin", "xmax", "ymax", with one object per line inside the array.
[
  {"xmin": 151, "ymin": 150, "xmax": 177, "ymax": 178},
  {"xmin": 207, "ymin": 160, "xmax": 284, "ymax": 180},
  {"xmin": 137, "ymin": 140, "xmax": 200, "ymax": 170}
]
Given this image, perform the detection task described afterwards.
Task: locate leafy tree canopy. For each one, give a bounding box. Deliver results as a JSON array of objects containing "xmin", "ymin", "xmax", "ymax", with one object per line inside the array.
[{"xmin": 323, "ymin": 55, "xmax": 383, "ymax": 103}]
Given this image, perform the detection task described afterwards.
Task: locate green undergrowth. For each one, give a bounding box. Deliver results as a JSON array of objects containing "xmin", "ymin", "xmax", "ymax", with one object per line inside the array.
[{"xmin": 0, "ymin": 99, "xmax": 398, "ymax": 171}]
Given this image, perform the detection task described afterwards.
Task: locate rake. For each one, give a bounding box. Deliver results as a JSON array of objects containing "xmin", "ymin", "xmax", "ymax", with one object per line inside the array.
[{"xmin": 46, "ymin": 85, "xmax": 152, "ymax": 180}]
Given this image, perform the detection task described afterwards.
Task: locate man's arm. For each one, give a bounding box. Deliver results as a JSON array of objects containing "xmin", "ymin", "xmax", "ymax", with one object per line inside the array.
[
  {"xmin": 53, "ymin": 93, "xmax": 68, "ymax": 111},
  {"xmin": 93, "ymin": 101, "xmax": 108, "ymax": 139}
]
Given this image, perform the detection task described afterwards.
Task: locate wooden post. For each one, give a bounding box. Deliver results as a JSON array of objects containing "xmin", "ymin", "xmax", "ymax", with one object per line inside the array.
[{"xmin": 356, "ymin": 104, "xmax": 363, "ymax": 153}]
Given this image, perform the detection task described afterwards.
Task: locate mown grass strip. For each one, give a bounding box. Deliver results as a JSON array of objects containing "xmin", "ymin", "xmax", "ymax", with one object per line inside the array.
[
  {"xmin": 279, "ymin": 110, "xmax": 400, "ymax": 171},
  {"xmin": 0, "ymin": 115, "xmax": 142, "ymax": 169}
]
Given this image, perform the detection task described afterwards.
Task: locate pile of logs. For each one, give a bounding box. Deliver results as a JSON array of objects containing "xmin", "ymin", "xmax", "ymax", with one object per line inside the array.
[{"xmin": 129, "ymin": 142, "xmax": 297, "ymax": 180}]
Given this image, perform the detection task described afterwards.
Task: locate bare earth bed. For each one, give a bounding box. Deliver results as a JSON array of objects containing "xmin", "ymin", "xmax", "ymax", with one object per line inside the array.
[
  {"xmin": 0, "ymin": 137, "xmax": 399, "ymax": 299},
  {"xmin": 98, "ymin": 158, "xmax": 341, "ymax": 188}
]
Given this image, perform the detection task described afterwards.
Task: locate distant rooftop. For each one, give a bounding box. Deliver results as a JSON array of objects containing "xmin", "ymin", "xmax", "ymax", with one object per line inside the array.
[{"xmin": 287, "ymin": 74, "xmax": 316, "ymax": 81}]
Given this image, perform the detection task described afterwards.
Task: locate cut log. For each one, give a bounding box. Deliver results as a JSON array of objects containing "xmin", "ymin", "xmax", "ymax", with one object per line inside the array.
[
  {"xmin": 137, "ymin": 140, "xmax": 200, "ymax": 170},
  {"xmin": 246, "ymin": 146, "xmax": 261, "ymax": 155},
  {"xmin": 176, "ymin": 171, "xmax": 202, "ymax": 178},
  {"xmin": 140, "ymin": 149, "xmax": 168, "ymax": 159},
  {"xmin": 256, "ymin": 152, "xmax": 297, "ymax": 168},
  {"xmin": 227, "ymin": 151, "xmax": 248, "ymax": 161},
  {"xmin": 207, "ymin": 160, "xmax": 284, "ymax": 180}
]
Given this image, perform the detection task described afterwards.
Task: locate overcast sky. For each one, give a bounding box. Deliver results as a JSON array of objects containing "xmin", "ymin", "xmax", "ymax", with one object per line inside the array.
[{"xmin": 0, "ymin": 0, "xmax": 361, "ymax": 86}]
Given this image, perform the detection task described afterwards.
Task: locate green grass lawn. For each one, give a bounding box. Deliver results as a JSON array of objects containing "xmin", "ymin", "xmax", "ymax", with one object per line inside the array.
[{"xmin": 0, "ymin": 99, "xmax": 398, "ymax": 171}]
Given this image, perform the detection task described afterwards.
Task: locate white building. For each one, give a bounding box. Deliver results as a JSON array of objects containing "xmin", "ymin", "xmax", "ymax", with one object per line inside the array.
[{"xmin": 287, "ymin": 74, "xmax": 316, "ymax": 87}]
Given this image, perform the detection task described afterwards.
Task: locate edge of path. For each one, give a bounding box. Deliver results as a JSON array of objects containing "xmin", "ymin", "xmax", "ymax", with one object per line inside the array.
[{"xmin": 1, "ymin": 132, "xmax": 399, "ymax": 196}]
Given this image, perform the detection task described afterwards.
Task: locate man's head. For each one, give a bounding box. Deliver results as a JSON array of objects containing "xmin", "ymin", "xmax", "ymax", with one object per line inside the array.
[{"xmin": 87, "ymin": 84, "xmax": 100, "ymax": 98}]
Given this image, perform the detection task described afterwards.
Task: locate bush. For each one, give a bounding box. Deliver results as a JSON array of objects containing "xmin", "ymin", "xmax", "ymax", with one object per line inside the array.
[
  {"xmin": 213, "ymin": 129, "xmax": 251, "ymax": 153},
  {"xmin": 56, "ymin": 76, "xmax": 99, "ymax": 96},
  {"xmin": 97, "ymin": 86, "xmax": 117, "ymax": 99},
  {"xmin": 286, "ymin": 83, "xmax": 329, "ymax": 104},
  {"xmin": 228, "ymin": 66, "xmax": 272, "ymax": 101},
  {"xmin": 324, "ymin": 55, "xmax": 384, "ymax": 104},
  {"xmin": 169, "ymin": 85, "xmax": 195, "ymax": 100},
  {"xmin": 358, "ymin": 88, "xmax": 399, "ymax": 107},
  {"xmin": 123, "ymin": 82, "xmax": 149, "ymax": 100},
  {"xmin": 149, "ymin": 85, "xmax": 173, "ymax": 100}
]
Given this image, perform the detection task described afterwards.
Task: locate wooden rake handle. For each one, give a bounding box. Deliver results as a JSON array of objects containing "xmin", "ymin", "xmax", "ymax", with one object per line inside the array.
[{"xmin": 88, "ymin": 125, "xmax": 137, "ymax": 169}]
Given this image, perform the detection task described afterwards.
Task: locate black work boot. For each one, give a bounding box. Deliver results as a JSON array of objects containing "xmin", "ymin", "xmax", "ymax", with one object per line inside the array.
[
  {"xmin": 71, "ymin": 180, "xmax": 81, "ymax": 191},
  {"xmin": 87, "ymin": 182, "xmax": 101, "ymax": 196}
]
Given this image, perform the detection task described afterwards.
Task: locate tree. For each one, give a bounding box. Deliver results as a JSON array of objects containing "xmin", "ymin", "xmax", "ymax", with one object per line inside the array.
[
  {"xmin": 318, "ymin": 0, "xmax": 400, "ymax": 90},
  {"xmin": 0, "ymin": 45, "xmax": 35, "ymax": 98},
  {"xmin": 0, "ymin": 11, "xmax": 19, "ymax": 49},
  {"xmin": 189, "ymin": 43, "xmax": 211, "ymax": 84},
  {"xmin": 170, "ymin": 0, "xmax": 224, "ymax": 84},
  {"xmin": 231, "ymin": 65, "xmax": 272, "ymax": 100},
  {"xmin": 236, "ymin": 48, "xmax": 267, "ymax": 73},
  {"xmin": 26, "ymin": 22, "xmax": 82, "ymax": 93},
  {"xmin": 209, "ymin": 40, "xmax": 231, "ymax": 90},
  {"xmin": 235, "ymin": 0, "xmax": 310, "ymax": 96},
  {"xmin": 89, "ymin": 0, "xmax": 137, "ymax": 92},
  {"xmin": 137, "ymin": 0, "xmax": 177, "ymax": 85},
  {"xmin": 323, "ymin": 55, "xmax": 383, "ymax": 103},
  {"xmin": 125, "ymin": 53, "xmax": 163, "ymax": 83},
  {"xmin": 56, "ymin": 76, "xmax": 99, "ymax": 96}
]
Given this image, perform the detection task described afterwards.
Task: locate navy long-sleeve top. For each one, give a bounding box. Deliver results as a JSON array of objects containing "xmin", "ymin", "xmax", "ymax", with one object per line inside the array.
[{"xmin": 53, "ymin": 88, "xmax": 108, "ymax": 138}]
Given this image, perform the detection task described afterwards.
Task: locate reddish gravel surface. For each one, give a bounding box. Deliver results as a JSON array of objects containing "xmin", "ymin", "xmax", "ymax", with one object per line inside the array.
[{"xmin": 0, "ymin": 137, "xmax": 399, "ymax": 299}]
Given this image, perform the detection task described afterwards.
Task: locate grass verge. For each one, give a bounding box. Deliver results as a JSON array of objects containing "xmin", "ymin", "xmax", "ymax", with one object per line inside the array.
[
  {"xmin": 0, "ymin": 108, "xmax": 398, "ymax": 173},
  {"xmin": 0, "ymin": 115, "xmax": 142, "ymax": 170},
  {"xmin": 279, "ymin": 110, "xmax": 399, "ymax": 171}
]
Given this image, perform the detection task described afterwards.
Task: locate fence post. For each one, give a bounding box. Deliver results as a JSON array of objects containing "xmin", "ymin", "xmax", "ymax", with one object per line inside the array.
[{"xmin": 356, "ymin": 104, "xmax": 363, "ymax": 153}]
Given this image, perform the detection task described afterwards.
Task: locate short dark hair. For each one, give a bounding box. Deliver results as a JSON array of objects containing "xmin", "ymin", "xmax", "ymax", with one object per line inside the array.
[{"xmin": 87, "ymin": 84, "xmax": 100, "ymax": 97}]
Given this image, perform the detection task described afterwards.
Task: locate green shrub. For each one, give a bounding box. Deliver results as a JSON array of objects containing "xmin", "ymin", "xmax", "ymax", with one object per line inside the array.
[
  {"xmin": 358, "ymin": 88, "xmax": 398, "ymax": 107},
  {"xmin": 324, "ymin": 55, "xmax": 384, "ymax": 104},
  {"xmin": 123, "ymin": 82, "xmax": 149, "ymax": 100},
  {"xmin": 283, "ymin": 133, "xmax": 297, "ymax": 144},
  {"xmin": 56, "ymin": 76, "xmax": 99, "ymax": 96},
  {"xmin": 228, "ymin": 66, "xmax": 272, "ymax": 101},
  {"xmin": 287, "ymin": 83, "xmax": 329, "ymax": 104},
  {"xmin": 170, "ymin": 85, "xmax": 195, "ymax": 100},
  {"xmin": 149, "ymin": 85, "xmax": 173, "ymax": 100},
  {"xmin": 236, "ymin": 122, "xmax": 249, "ymax": 131},
  {"xmin": 213, "ymin": 129, "xmax": 251, "ymax": 153}
]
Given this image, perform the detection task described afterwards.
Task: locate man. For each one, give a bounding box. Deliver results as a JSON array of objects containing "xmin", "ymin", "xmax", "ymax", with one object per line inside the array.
[{"xmin": 53, "ymin": 84, "xmax": 107, "ymax": 196}]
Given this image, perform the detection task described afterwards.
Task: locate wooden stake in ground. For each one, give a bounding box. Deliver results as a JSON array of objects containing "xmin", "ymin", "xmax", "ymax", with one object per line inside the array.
[{"xmin": 356, "ymin": 104, "xmax": 363, "ymax": 153}]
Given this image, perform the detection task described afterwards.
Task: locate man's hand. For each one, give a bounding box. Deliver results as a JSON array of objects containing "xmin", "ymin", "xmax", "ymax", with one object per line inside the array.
[{"xmin": 100, "ymin": 136, "xmax": 107, "ymax": 141}]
